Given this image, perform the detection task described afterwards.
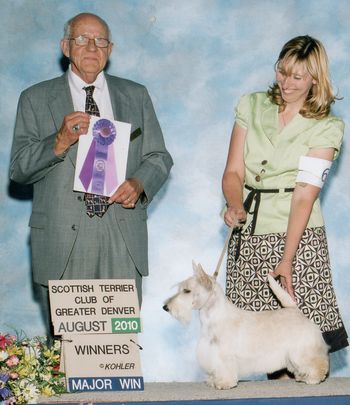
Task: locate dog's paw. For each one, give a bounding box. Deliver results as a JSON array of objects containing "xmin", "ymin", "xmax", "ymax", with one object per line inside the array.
[
  {"xmin": 205, "ymin": 380, "xmax": 215, "ymax": 388},
  {"xmin": 214, "ymin": 380, "xmax": 238, "ymax": 390},
  {"xmin": 205, "ymin": 374, "xmax": 216, "ymax": 388},
  {"xmin": 295, "ymin": 372, "xmax": 327, "ymax": 385},
  {"xmin": 304, "ymin": 375, "xmax": 327, "ymax": 385}
]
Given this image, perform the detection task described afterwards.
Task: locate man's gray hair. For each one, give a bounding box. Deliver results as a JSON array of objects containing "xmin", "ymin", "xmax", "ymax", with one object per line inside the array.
[{"xmin": 63, "ymin": 13, "xmax": 111, "ymax": 39}]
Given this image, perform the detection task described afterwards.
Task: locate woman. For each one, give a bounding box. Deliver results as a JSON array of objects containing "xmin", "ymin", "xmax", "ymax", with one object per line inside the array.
[{"xmin": 222, "ymin": 35, "xmax": 348, "ymax": 355}]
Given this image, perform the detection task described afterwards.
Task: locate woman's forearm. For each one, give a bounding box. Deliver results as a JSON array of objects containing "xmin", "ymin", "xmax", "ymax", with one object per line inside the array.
[{"xmin": 282, "ymin": 184, "xmax": 320, "ymax": 263}]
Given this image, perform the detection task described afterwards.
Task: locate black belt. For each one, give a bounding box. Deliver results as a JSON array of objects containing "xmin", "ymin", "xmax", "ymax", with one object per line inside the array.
[
  {"xmin": 243, "ymin": 185, "xmax": 294, "ymax": 235},
  {"xmin": 232, "ymin": 185, "xmax": 294, "ymax": 260}
]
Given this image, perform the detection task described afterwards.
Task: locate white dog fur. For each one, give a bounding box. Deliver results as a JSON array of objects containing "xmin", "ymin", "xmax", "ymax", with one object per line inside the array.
[{"xmin": 163, "ymin": 261, "xmax": 329, "ymax": 389}]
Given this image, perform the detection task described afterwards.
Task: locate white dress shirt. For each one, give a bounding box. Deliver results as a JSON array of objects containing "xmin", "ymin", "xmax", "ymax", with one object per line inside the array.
[{"xmin": 67, "ymin": 65, "xmax": 114, "ymax": 119}]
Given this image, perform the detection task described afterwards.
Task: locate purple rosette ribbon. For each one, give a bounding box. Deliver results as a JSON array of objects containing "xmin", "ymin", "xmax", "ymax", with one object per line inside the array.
[{"xmin": 79, "ymin": 118, "xmax": 119, "ymax": 195}]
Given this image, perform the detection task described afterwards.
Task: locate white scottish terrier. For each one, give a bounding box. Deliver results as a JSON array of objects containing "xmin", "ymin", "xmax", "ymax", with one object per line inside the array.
[{"xmin": 163, "ymin": 261, "xmax": 329, "ymax": 389}]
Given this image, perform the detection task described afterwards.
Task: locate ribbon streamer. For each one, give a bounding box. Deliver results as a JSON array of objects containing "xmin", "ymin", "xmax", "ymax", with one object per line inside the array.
[{"xmin": 79, "ymin": 119, "xmax": 118, "ymax": 196}]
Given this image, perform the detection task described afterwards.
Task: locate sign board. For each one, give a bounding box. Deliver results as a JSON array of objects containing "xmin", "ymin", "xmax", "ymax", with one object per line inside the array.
[
  {"xmin": 48, "ymin": 279, "xmax": 141, "ymax": 335},
  {"xmin": 62, "ymin": 333, "xmax": 143, "ymax": 392}
]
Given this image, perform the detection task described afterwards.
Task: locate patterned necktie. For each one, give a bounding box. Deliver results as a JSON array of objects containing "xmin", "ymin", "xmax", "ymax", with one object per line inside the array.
[{"xmin": 83, "ymin": 85, "xmax": 110, "ymax": 218}]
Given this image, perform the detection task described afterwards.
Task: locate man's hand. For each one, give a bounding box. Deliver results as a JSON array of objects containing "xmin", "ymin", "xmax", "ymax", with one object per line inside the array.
[
  {"xmin": 54, "ymin": 112, "xmax": 91, "ymax": 156},
  {"xmin": 108, "ymin": 178, "xmax": 144, "ymax": 208}
]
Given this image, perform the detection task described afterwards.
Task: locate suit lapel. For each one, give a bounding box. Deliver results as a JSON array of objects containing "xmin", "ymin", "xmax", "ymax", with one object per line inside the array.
[
  {"xmin": 48, "ymin": 74, "xmax": 78, "ymax": 165},
  {"xmin": 106, "ymin": 75, "xmax": 143, "ymax": 143},
  {"xmin": 105, "ymin": 74, "xmax": 131, "ymax": 125},
  {"xmin": 260, "ymin": 97, "xmax": 278, "ymax": 146},
  {"xmin": 48, "ymin": 74, "xmax": 73, "ymax": 129}
]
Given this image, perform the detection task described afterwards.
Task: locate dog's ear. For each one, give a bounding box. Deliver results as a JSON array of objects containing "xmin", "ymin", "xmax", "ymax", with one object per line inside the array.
[
  {"xmin": 194, "ymin": 262, "xmax": 205, "ymax": 277},
  {"xmin": 196, "ymin": 263, "xmax": 213, "ymax": 290}
]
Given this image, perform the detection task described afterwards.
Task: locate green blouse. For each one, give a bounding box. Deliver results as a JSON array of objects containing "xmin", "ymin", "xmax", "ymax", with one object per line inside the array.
[{"xmin": 235, "ymin": 92, "xmax": 344, "ymax": 235}]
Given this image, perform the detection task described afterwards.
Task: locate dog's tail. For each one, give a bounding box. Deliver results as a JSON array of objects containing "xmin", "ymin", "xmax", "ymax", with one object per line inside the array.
[{"xmin": 267, "ymin": 274, "xmax": 297, "ymax": 308}]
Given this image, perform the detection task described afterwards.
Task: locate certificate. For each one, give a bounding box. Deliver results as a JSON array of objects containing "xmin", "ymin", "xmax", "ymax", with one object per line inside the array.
[{"xmin": 74, "ymin": 116, "xmax": 131, "ymax": 197}]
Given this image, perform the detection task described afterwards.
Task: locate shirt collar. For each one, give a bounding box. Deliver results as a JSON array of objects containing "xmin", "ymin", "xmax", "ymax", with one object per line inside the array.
[{"xmin": 67, "ymin": 65, "xmax": 106, "ymax": 93}]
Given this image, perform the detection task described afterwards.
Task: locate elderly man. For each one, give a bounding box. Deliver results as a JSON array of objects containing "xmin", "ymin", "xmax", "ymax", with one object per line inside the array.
[{"xmin": 10, "ymin": 13, "xmax": 173, "ymax": 337}]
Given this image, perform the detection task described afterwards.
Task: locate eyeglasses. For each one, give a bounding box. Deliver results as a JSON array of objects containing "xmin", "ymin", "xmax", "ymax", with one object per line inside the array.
[{"xmin": 68, "ymin": 35, "xmax": 110, "ymax": 48}]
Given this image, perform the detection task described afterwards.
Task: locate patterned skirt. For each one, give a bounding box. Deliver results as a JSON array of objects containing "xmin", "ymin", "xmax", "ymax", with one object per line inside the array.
[{"xmin": 226, "ymin": 225, "xmax": 348, "ymax": 353}]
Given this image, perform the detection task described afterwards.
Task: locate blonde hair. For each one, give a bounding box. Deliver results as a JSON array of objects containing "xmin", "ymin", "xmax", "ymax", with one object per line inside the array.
[{"xmin": 267, "ymin": 35, "xmax": 336, "ymax": 119}]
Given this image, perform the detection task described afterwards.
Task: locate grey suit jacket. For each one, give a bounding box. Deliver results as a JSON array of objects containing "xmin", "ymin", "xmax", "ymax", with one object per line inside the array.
[{"xmin": 10, "ymin": 72, "xmax": 173, "ymax": 285}]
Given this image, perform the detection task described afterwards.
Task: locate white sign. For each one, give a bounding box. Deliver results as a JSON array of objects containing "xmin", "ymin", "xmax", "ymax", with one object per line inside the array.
[
  {"xmin": 74, "ymin": 116, "xmax": 131, "ymax": 197},
  {"xmin": 63, "ymin": 334, "xmax": 143, "ymax": 392},
  {"xmin": 48, "ymin": 279, "xmax": 141, "ymax": 335}
]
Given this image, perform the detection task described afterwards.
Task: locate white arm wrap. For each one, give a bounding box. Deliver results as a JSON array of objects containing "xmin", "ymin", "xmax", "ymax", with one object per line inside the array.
[{"xmin": 296, "ymin": 156, "xmax": 332, "ymax": 188}]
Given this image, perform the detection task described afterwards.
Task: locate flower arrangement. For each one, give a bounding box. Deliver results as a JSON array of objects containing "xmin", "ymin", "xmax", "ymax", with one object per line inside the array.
[{"xmin": 0, "ymin": 332, "xmax": 66, "ymax": 404}]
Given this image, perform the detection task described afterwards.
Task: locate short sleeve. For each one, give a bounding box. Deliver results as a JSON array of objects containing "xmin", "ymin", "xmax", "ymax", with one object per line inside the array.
[
  {"xmin": 234, "ymin": 93, "xmax": 251, "ymax": 129},
  {"xmin": 309, "ymin": 116, "xmax": 344, "ymax": 160}
]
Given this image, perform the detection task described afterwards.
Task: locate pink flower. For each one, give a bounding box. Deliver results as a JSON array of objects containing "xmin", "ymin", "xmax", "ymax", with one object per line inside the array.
[
  {"xmin": 5, "ymin": 356, "xmax": 19, "ymax": 368},
  {"xmin": 8, "ymin": 372, "xmax": 18, "ymax": 380}
]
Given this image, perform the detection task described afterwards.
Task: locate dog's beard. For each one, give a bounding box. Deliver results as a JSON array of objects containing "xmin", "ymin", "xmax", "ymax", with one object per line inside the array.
[
  {"xmin": 172, "ymin": 309, "xmax": 192, "ymax": 325},
  {"xmin": 165, "ymin": 296, "xmax": 193, "ymax": 325}
]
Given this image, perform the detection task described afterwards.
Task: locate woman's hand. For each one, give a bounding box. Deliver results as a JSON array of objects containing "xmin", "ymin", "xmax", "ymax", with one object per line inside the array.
[
  {"xmin": 271, "ymin": 259, "xmax": 296, "ymax": 302},
  {"xmin": 224, "ymin": 206, "xmax": 246, "ymax": 228}
]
